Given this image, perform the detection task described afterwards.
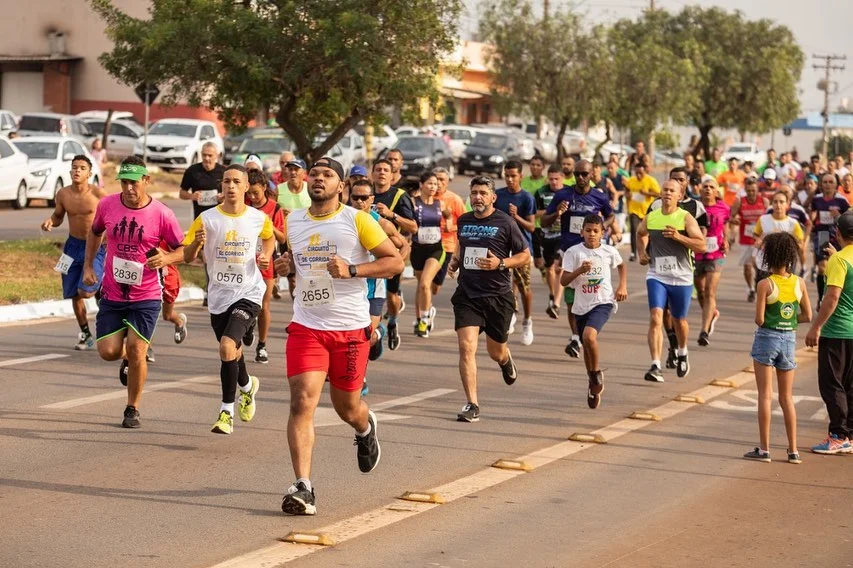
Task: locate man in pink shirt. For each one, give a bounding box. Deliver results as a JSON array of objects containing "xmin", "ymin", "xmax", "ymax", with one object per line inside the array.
[{"xmin": 83, "ymin": 156, "xmax": 186, "ymax": 429}]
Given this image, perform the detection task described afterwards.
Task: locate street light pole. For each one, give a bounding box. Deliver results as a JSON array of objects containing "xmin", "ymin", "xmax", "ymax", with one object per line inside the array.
[{"xmin": 813, "ymin": 53, "xmax": 846, "ymax": 159}]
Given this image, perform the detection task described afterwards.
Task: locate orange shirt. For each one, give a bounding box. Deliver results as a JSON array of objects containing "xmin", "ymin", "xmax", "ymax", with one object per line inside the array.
[
  {"xmin": 436, "ymin": 189, "xmax": 466, "ymax": 253},
  {"xmin": 839, "ymin": 188, "xmax": 853, "ymax": 206},
  {"xmin": 717, "ymin": 170, "xmax": 746, "ymax": 206}
]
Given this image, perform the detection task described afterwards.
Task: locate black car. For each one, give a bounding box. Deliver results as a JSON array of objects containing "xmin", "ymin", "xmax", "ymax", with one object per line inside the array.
[
  {"xmin": 458, "ymin": 132, "xmax": 524, "ymax": 178},
  {"xmin": 392, "ymin": 136, "xmax": 455, "ymax": 181}
]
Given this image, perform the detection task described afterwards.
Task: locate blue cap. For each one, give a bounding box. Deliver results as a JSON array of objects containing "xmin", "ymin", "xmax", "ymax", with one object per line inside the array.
[
  {"xmin": 349, "ymin": 165, "xmax": 368, "ymax": 177},
  {"xmin": 285, "ymin": 158, "xmax": 307, "ymax": 170}
]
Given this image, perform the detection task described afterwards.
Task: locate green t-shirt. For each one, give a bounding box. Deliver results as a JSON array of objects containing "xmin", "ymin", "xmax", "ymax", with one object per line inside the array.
[
  {"xmin": 822, "ymin": 245, "xmax": 853, "ymax": 339},
  {"xmin": 276, "ymin": 181, "xmax": 311, "ymax": 210},
  {"xmin": 521, "ymin": 176, "xmax": 546, "ymax": 195},
  {"xmin": 705, "ymin": 160, "xmax": 727, "ymax": 177}
]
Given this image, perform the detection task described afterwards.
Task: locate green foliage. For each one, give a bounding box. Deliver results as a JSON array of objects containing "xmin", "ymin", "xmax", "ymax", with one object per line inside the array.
[
  {"xmin": 91, "ymin": 0, "xmax": 462, "ymax": 161},
  {"xmin": 654, "ymin": 128, "xmax": 680, "ymax": 152},
  {"xmin": 815, "ymin": 135, "xmax": 853, "ymax": 158}
]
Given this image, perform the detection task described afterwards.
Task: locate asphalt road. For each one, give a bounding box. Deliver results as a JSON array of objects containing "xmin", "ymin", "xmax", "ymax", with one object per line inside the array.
[{"xmin": 1, "ymin": 249, "xmax": 849, "ymax": 567}]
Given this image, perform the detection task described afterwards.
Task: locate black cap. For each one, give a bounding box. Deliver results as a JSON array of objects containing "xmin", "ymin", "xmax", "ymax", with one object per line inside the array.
[
  {"xmin": 309, "ymin": 157, "xmax": 345, "ymax": 181},
  {"xmin": 837, "ymin": 210, "xmax": 853, "ymax": 240}
]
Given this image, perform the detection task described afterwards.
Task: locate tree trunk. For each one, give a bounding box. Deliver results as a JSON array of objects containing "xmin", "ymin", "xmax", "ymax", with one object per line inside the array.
[
  {"xmin": 695, "ymin": 124, "xmax": 712, "ymax": 160},
  {"xmin": 556, "ymin": 117, "xmax": 569, "ymax": 162},
  {"xmin": 592, "ymin": 121, "xmax": 612, "ymax": 163},
  {"xmin": 102, "ymin": 109, "xmax": 114, "ymax": 151}
]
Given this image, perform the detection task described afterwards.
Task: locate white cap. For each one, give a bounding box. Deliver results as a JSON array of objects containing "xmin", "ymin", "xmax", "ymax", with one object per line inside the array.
[
  {"xmin": 244, "ymin": 154, "xmax": 264, "ymax": 169},
  {"xmin": 763, "ymin": 168, "xmax": 777, "ymax": 181}
]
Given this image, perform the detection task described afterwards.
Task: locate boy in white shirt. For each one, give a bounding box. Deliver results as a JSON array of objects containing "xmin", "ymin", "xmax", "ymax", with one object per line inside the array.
[{"xmin": 561, "ymin": 215, "xmax": 628, "ymax": 408}]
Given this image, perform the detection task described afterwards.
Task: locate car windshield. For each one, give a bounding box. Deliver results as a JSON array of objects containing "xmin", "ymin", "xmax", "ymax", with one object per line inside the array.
[
  {"xmin": 149, "ymin": 123, "xmax": 197, "ymax": 137},
  {"xmin": 471, "ymin": 133, "xmax": 507, "ymax": 149},
  {"xmin": 443, "ymin": 130, "xmax": 472, "ymax": 141},
  {"xmin": 13, "ymin": 141, "xmax": 58, "ymax": 160},
  {"xmin": 238, "ymin": 137, "xmax": 293, "ymax": 154},
  {"xmin": 728, "ymin": 145, "xmax": 752, "ymax": 153},
  {"xmin": 394, "ymin": 137, "xmax": 432, "ymax": 154},
  {"xmin": 19, "ymin": 116, "xmax": 61, "ymax": 132}
]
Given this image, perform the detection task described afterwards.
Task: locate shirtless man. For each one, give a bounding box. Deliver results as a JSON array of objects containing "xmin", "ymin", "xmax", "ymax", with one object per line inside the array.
[{"xmin": 41, "ymin": 155, "xmax": 107, "ymax": 350}]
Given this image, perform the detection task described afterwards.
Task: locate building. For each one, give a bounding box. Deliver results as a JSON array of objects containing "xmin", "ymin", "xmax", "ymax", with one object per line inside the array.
[{"xmin": 437, "ymin": 41, "xmax": 499, "ymax": 126}]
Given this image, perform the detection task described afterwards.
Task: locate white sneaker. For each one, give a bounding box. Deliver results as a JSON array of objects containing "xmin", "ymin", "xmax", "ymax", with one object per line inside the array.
[
  {"xmin": 520, "ymin": 319, "xmax": 534, "ymax": 345},
  {"xmin": 428, "ymin": 306, "xmax": 436, "ymax": 331},
  {"xmin": 508, "ymin": 312, "xmax": 517, "ymax": 335}
]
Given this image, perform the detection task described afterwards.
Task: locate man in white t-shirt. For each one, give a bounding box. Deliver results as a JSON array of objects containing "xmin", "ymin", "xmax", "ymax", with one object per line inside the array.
[{"xmin": 561, "ymin": 214, "xmax": 627, "ymax": 409}]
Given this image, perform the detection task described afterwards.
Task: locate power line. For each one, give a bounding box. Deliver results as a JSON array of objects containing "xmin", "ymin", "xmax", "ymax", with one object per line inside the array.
[{"xmin": 813, "ymin": 53, "xmax": 847, "ymax": 157}]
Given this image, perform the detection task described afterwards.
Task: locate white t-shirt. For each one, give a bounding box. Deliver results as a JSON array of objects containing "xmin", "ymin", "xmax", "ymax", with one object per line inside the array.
[{"xmin": 561, "ymin": 243, "xmax": 623, "ymax": 316}]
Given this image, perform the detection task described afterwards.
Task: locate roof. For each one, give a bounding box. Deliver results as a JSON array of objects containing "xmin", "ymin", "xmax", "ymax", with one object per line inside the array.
[
  {"xmin": 0, "ymin": 54, "xmax": 82, "ymax": 63},
  {"xmin": 20, "ymin": 112, "xmax": 74, "ymax": 119},
  {"xmin": 786, "ymin": 112, "xmax": 853, "ymax": 131}
]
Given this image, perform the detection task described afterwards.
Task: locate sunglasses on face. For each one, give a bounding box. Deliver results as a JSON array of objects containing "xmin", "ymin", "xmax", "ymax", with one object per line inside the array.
[
  {"xmin": 574, "ymin": 171, "xmax": 591, "ymax": 177},
  {"xmin": 350, "ymin": 194, "xmax": 372, "ymax": 202}
]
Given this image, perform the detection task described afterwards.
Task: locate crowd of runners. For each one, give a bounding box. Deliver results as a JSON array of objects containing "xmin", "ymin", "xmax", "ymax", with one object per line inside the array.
[{"xmin": 38, "ymin": 142, "xmax": 853, "ymax": 515}]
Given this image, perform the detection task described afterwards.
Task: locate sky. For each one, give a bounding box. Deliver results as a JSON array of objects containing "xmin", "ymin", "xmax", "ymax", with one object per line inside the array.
[{"xmin": 463, "ymin": 0, "xmax": 853, "ymax": 114}]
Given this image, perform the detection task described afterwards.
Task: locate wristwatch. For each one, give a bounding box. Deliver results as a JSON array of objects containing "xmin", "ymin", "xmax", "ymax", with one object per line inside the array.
[
  {"xmin": 498, "ymin": 259, "xmax": 507, "ymax": 271},
  {"xmin": 348, "ymin": 264, "xmax": 358, "ymax": 278}
]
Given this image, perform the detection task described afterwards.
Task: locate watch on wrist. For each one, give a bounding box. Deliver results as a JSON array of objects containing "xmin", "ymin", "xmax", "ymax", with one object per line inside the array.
[
  {"xmin": 348, "ymin": 264, "xmax": 358, "ymax": 278},
  {"xmin": 498, "ymin": 259, "xmax": 507, "ymax": 271}
]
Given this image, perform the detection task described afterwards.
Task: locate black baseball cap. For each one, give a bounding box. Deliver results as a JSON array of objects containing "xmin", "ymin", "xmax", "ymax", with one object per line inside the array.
[
  {"xmin": 837, "ymin": 210, "xmax": 853, "ymax": 240},
  {"xmin": 309, "ymin": 157, "xmax": 345, "ymax": 181}
]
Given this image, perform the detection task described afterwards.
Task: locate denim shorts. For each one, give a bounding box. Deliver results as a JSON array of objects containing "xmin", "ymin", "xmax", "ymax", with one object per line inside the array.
[{"xmin": 750, "ymin": 327, "xmax": 797, "ymax": 370}]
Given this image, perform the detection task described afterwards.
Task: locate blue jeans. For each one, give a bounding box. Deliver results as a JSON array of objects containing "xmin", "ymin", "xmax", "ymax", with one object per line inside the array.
[{"xmin": 750, "ymin": 327, "xmax": 797, "ymax": 370}]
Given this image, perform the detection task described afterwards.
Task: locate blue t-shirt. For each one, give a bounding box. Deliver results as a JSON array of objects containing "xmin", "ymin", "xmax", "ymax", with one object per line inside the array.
[
  {"xmin": 495, "ymin": 188, "xmax": 536, "ymax": 250},
  {"xmin": 812, "ymin": 196, "xmax": 850, "ymax": 233},
  {"xmin": 545, "ymin": 186, "xmax": 614, "ymax": 251}
]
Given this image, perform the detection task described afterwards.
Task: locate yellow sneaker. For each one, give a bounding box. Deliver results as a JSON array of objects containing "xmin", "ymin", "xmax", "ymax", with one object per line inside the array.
[
  {"xmin": 238, "ymin": 376, "xmax": 260, "ymax": 422},
  {"xmin": 211, "ymin": 410, "xmax": 233, "ymax": 434}
]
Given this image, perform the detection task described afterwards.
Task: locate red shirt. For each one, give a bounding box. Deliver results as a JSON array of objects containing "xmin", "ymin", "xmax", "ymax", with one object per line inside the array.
[{"xmin": 738, "ymin": 197, "xmax": 766, "ymax": 245}]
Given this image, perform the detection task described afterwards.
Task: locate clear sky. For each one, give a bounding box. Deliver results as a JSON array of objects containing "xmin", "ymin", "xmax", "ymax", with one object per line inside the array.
[{"xmin": 464, "ymin": 0, "xmax": 853, "ymax": 114}]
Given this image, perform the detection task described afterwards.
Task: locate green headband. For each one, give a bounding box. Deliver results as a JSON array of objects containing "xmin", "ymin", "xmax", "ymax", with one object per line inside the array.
[{"xmin": 116, "ymin": 163, "xmax": 149, "ymax": 181}]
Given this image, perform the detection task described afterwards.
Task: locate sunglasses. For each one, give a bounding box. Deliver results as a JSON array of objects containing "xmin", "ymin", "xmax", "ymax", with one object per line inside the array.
[
  {"xmin": 350, "ymin": 194, "xmax": 372, "ymax": 201},
  {"xmin": 574, "ymin": 171, "xmax": 591, "ymax": 177}
]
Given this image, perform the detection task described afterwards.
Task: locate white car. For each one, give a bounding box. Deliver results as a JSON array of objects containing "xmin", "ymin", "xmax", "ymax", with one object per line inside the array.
[
  {"xmin": 75, "ymin": 110, "xmax": 142, "ymax": 127},
  {"xmin": 395, "ymin": 126, "xmax": 423, "ymax": 138},
  {"xmin": 12, "ymin": 136, "xmax": 102, "ymax": 207},
  {"xmin": 336, "ymin": 129, "xmax": 366, "ymax": 169},
  {"xmin": 133, "ymin": 119, "xmax": 224, "ymax": 170},
  {"xmin": 0, "ymin": 137, "xmax": 31, "ymax": 209},
  {"xmin": 723, "ymin": 143, "xmax": 766, "ymax": 168},
  {"xmin": 82, "ymin": 118, "xmax": 143, "ymax": 159},
  {"xmin": 440, "ymin": 125, "xmax": 485, "ymax": 161},
  {"xmin": 354, "ymin": 123, "xmax": 398, "ymax": 157},
  {"xmin": 0, "ymin": 110, "xmax": 18, "ymax": 135}
]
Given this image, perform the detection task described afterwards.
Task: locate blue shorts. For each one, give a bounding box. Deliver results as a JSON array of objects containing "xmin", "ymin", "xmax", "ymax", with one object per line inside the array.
[
  {"xmin": 576, "ymin": 304, "xmax": 613, "ymax": 335},
  {"xmin": 750, "ymin": 328, "xmax": 796, "ymax": 370},
  {"xmin": 62, "ymin": 237, "xmax": 105, "ymax": 299},
  {"xmin": 96, "ymin": 299, "xmax": 162, "ymax": 344},
  {"xmin": 647, "ymin": 279, "xmax": 692, "ymax": 319},
  {"xmin": 369, "ymin": 297, "xmax": 386, "ymax": 318}
]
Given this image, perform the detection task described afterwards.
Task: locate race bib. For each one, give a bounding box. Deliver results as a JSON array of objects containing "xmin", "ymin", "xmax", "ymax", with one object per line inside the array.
[
  {"xmin": 417, "ymin": 226, "xmax": 442, "ymax": 244},
  {"xmin": 569, "ymin": 216, "xmax": 584, "ymax": 234},
  {"xmin": 213, "ymin": 261, "xmax": 247, "ymax": 289},
  {"xmin": 631, "ymin": 191, "xmax": 646, "ymax": 203},
  {"xmin": 54, "ymin": 253, "xmax": 74, "ymax": 275},
  {"xmin": 584, "ymin": 257, "xmax": 605, "ymax": 277},
  {"xmin": 705, "ymin": 237, "xmax": 719, "ymax": 253},
  {"xmin": 198, "ymin": 190, "xmax": 219, "ymax": 206},
  {"xmin": 463, "ymin": 247, "xmax": 488, "ymax": 270},
  {"xmin": 113, "ymin": 258, "xmax": 144, "ymax": 286},
  {"xmin": 745, "ymin": 222, "xmax": 756, "ymax": 236},
  {"xmin": 299, "ymin": 276, "xmax": 335, "ymax": 307},
  {"xmin": 819, "ymin": 210, "xmax": 834, "ymax": 225},
  {"xmin": 655, "ymin": 255, "xmax": 678, "ymax": 275}
]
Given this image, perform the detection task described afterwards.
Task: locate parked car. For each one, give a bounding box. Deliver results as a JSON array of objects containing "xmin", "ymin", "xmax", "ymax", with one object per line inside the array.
[
  {"xmin": 353, "ymin": 123, "xmax": 398, "ymax": 156},
  {"xmin": 458, "ymin": 131, "xmax": 524, "ymax": 177},
  {"xmin": 654, "ymin": 151, "xmax": 686, "ymax": 168},
  {"xmin": 81, "ymin": 118, "xmax": 143, "ymax": 159},
  {"xmin": 223, "ymin": 126, "xmax": 268, "ymax": 165},
  {"xmin": 0, "ymin": 110, "xmax": 18, "ymax": 135},
  {"xmin": 12, "ymin": 136, "xmax": 102, "ymax": 207},
  {"xmin": 386, "ymin": 135, "xmax": 455, "ymax": 181},
  {"xmin": 394, "ymin": 126, "xmax": 423, "ymax": 138},
  {"xmin": 439, "ymin": 125, "xmax": 484, "ymax": 162},
  {"xmin": 231, "ymin": 133, "xmax": 295, "ymax": 172},
  {"xmin": 133, "ymin": 119, "xmax": 224, "ymax": 170},
  {"xmin": 75, "ymin": 110, "xmax": 142, "ymax": 127},
  {"xmin": 0, "ymin": 137, "xmax": 31, "ymax": 209},
  {"xmin": 17, "ymin": 113, "xmax": 96, "ymax": 146},
  {"xmin": 336, "ymin": 129, "xmax": 366, "ymax": 168},
  {"xmin": 723, "ymin": 143, "xmax": 766, "ymax": 167}
]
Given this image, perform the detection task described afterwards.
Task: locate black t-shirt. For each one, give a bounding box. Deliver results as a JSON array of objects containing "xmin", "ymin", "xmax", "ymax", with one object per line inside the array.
[
  {"xmin": 180, "ymin": 163, "xmax": 226, "ymax": 217},
  {"xmin": 457, "ymin": 209, "xmax": 527, "ymax": 298},
  {"xmin": 373, "ymin": 186, "xmax": 416, "ymax": 230}
]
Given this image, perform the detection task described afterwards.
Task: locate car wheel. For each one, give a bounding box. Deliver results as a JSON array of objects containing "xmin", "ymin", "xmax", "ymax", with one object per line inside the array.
[
  {"xmin": 13, "ymin": 180, "xmax": 27, "ymax": 210},
  {"xmin": 47, "ymin": 178, "xmax": 63, "ymax": 208}
]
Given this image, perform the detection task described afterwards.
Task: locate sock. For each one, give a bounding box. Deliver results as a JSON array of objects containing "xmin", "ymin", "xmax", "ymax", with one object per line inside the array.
[
  {"xmin": 666, "ymin": 329, "xmax": 677, "ymax": 350},
  {"xmin": 80, "ymin": 323, "xmax": 91, "ymax": 336},
  {"xmin": 257, "ymin": 341, "xmax": 266, "ymax": 350},
  {"xmin": 817, "ymin": 274, "xmax": 826, "ymax": 303},
  {"xmin": 220, "ymin": 358, "xmax": 240, "ymax": 404},
  {"xmin": 420, "ymin": 310, "xmax": 430, "ymax": 319},
  {"xmin": 571, "ymin": 334, "xmax": 579, "ymax": 343},
  {"xmin": 356, "ymin": 421, "xmax": 372, "ymax": 438},
  {"xmin": 220, "ymin": 402, "xmax": 235, "ymax": 414},
  {"xmin": 676, "ymin": 347, "xmax": 688, "ymax": 357},
  {"xmin": 651, "ymin": 359, "xmax": 661, "ymax": 369},
  {"xmin": 237, "ymin": 355, "xmax": 250, "ymax": 388},
  {"xmin": 297, "ymin": 477, "xmax": 312, "ymax": 492},
  {"xmin": 549, "ymin": 294, "xmax": 554, "ymax": 301},
  {"xmin": 524, "ymin": 318, "xmax": 532, "ymax": 324}
]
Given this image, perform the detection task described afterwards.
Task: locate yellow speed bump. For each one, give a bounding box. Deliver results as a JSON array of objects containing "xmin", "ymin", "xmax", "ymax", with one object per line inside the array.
[
  {"xmin": 710, "ymin": 379, "xmax": 737, "ymax": 388},
  {"xmin": 568, "ymin": 433, "xmax": 607, "ymax": 444},
  {"xmin": 398, "ymin": 491, "xmax": 445, "ymax": 504},
  {"xmin": 674, "ymin": 394, "xmax": 705, "ymax": 404},
  {"xmin": 282, "ymin": 532, "xmax": 335, "ymax": 546},
  {"xmin": 628, "ymin": 411, "xmax": 661, "ymax": 421},
  {"xmin": 742, "ymin": 366, "xmax": 755, "ymax": 373},
  {"xmin": 492, "ymin": 459, "xmax": 533, "ymax": 472}
]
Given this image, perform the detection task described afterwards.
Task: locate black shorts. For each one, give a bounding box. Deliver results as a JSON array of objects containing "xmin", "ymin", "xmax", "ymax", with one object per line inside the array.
[
  {"xmin": 540, "ymin": 237, "xmax": 561, "ymax": 268},
  {"xmin": 451, "ymin": 288, "xmax": 515, "ymax": 344},
  {"xmin": 387, "ymin": 274, "xmax": 401, "ymax": 295},
  {"xmin": 410, "ymin": 242, "xmax": 446, "ymax": 272},
  {"xmin": 210, "ymin": 299, "xmax": 261, "ymax": 345},
  {"xmin": 433, "ymin": 251, "xmax": 453, "ymax": 286},
  {"xmin": 532, "ymin": 228, "xmax": 544, "ymax": 259}
]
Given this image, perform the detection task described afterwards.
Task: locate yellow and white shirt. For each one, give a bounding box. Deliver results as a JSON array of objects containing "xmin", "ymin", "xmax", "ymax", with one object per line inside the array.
[
  {"xmin": 286, "ymin": 204, "xmax": 387, "ymax": 330},
  {"xmin": 752, "ymin": 214, "xmax": 803, "ymax": 270},
  {"xmin": 184, "ymin": 205, "xmax": 273, "ymax": 314}
]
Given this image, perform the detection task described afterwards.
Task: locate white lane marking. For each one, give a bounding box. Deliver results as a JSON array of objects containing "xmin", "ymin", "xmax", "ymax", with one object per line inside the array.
[
  {"xmin": 0, "ymin": 353, "xmax": 68, "ymax": 368},
  {"xmin": 708, "ymin": 390, "xmax": 825, "ymax": 419},
  {"xmin": 370, "ymin": 388, "xmax": 456, "ymax": 412},
  {"xmin": 41, "ymin": 375, "xmax": 217, "ymax": 410},
  {"xmin": 315, "ymin": 408, "xmax": 409, "ymax": 427},
  {"xmin": 209, "ymin": 351, "xmax": 818, "ymax": 568}
]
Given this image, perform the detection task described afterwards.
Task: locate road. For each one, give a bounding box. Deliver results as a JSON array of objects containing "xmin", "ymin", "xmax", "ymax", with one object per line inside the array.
[{"xmin": 2, "ymin": 248, "xmax": 850, "ymax": 567}]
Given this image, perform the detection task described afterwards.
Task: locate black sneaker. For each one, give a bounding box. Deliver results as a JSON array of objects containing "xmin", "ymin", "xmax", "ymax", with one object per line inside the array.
[
  {"xmin": 255, "ymin": 345, "xmax": 269, "ymax": 364},
  {"xmin": 146, "ymin": 347, "xmax": 155, "ymax": 363},
  {"xmin": 500, "ymin": 352, "xmax": 518, "ymax": 385},
  {"xmin": 281, "ymin": 481, "xmax": 316, "ymax": 515},
  {"xmin": 588, "ymin": 370, "xmax": 604, "ymax": 409},
  {"xmin": 387, "ymin": 322, "xmax": 400, "ymax": 351},
  {"xmin": 697, "ymin": 331, "xmax": 710, "ymax": 346},
  {"xmin": 644, "ymin": 365, "xmax": 664, "ymax": 383},
  {"xmin": 242, "ymin": 318, "xmax": 256, "ymax": 347},
  {"xmin": 676, "ymin": 354, "xmax": 690, "ymax": 378},
  {"xmin": 747, "ymin": 290, "xmax": 756, "ymax": 303},
  {"xmin": 665, "ymin": 347, "xmax": 676, "ymax": 369},
  {"xmin": 122, "ymin": 405, "xmax": 140, "ymax": 428},
  {"xmin": 354, "ymin": 410, "xmax": 381, "ymax": 473},
  {"xmin": 119, "ymin": 359, "xmax": 129, "ymax": 386},
  {"xmin": 564, "ymin": 339, "xmax": 580, "ymax": 358},
  {"xmin": 545, "ymin": 300, "xmax": 559, "ymax": 319},
  {"xmin": 457, "ymin": 402, "xmax": 480, "ymax": 422}
]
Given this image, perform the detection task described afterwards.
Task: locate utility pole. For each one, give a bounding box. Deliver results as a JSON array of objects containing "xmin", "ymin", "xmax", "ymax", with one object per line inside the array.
[
  {"xmin": 813, "ymin": 53, "xmax": 846, "ymax": 159},
  {"xmin": 649, "ymin": 0, "xmax": 655, "ymax": 10}
]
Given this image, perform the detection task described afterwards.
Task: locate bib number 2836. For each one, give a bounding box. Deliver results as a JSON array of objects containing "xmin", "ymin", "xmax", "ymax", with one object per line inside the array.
[{"xmin": 113, "ymin": 258, "xmax": 144, "ymax": 286}]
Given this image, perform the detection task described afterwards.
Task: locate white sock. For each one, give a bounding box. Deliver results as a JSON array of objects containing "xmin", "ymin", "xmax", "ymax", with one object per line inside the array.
[
  {"xmin": 239, "ymin": 377, "xmax": 253, "ymax": 393},
  {"xmin": 420, "ymin": 310, "xmax": 430, "ymax": 319},
  {"xmin": 296, "ymin": 477, "xmax": 312, "ymax": 492},
  {"xmin": 676, "ymin": 348, "xmax": 688, "ymax": 357},
  {"xmin": 220, "ymin": 402, "xmax": 235, "ymax": 414},
  {"xmin": 571, "ymin": 334, "xmax": 579, "ymax": 343},
  {"xmin": 651, "ymin": 359, "xmax": 661, "ymax": 369},
  {"xmin": 356, "ymin": 421, "xmax": 372, "ymax": 438},
  {"xmin": 524, "ymin": 318, "xmax": 532, "ymax": 325}
]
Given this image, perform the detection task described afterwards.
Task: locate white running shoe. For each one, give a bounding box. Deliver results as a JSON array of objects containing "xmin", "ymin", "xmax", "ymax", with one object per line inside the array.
[
  {"xmin": 508, "ymin": 312, "xmax": 517, "ymax": 335},
  {"xmin": 520, "ymin": 319, "xmax": 534, "ymax": 345}
]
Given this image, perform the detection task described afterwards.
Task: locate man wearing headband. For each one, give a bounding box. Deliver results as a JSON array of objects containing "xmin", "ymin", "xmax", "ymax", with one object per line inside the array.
[
  {"xmin": 83, "ymin": 156, "xmax": 186, "ymax": 429},
  {"xmin": 274, "ymin": 156, "xmax": 404, "ymax": 515}
]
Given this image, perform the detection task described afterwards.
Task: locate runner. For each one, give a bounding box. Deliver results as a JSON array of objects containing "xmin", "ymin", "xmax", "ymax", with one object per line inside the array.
[
  {"xmin": 386, "ymin": 148, "xmax": 405, "ymax": 188},
  {"xmin": 40, "ymin": 154, "xmax": 107, "ymax": 350},
  {"xmin": 717, "ymin": 157, "xmax": 746, "ymax": 207},
  {"xmin": 624, "ymin": 162, "xmax": 661, "ymax": 262},
  {"xmin": 246, "ymin": 168, "xmax": 287, "ymax": 363},
  {"xmin": 521, "ymin": 155, "xmax": 547, "ymax": 194},
  {"xmin": 694, "ymin": 178, "xmax": 731, "ymax": 347},
  {"xmin": 82, "ymin": 157, "xmax": 185, "ymax": 428},
  {"xmin": 447, "ymin": 175, "xmax": 529, "ymax": 422},
  {"xmin": 729, "ymin": 177, "xmax": 769, "ymax": 302},
  {"xmin": 560, "ymin": 215, "xmax": 628, "ymax": 409},
  {"xmin": 494, "ymin": 160, "xmax": 536, "ymax": 345},
  {"xmin": 182, "ymin": 164, "xmax": 274, "ymax": 434},
  {"xmin": 431, "ymin": 167, "xmax": 466, "ymax": 298},
  {"xmin": 411, "ymin": 171, "xmax": 452, "ymax": 337},
  {"xmin": 637, "ymin": 179, "xmax": 707, "ymax": 382},
  {"xmin": 534, "ymin": 165, "xmax": 566, "ymax": 318},
  {"xmin": 810, "ymin": 173, "xmax": 850, "ymax": 306},
  {"xmin": 145, "ymin": 239, "xmax": 189, "ymax": 364},
  {"xmin": 276, "ymin": 158, "xmax": 311, "ymax": 300},
  {"xmin": 275, "ymin": 157, "xmax": 403, "ymax": 515}
]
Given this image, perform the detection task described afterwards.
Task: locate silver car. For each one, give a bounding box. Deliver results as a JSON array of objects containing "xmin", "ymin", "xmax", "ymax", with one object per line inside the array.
[
  {"xmin": 82, "ymin": 118, "xmax": 143, "ymax": 159},
  {"xmin": 17, "ymin": 113, "xmax": 96, "ymax": 146}
]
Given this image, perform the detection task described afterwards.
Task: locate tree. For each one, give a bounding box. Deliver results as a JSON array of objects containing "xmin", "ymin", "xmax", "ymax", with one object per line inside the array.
[
  {"xmin": 91, "ymin": 0, "xmax": 462, "ymax": 162},
  {"xmin": 816, "ymin": 134, "xmax": 853, "ymax": 158}
]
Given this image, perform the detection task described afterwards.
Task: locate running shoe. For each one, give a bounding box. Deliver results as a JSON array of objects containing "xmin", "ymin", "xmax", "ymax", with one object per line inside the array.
[
  {"xmin": 644, "ymin": 364, "xmax": 664, "ymax": 383},
  {"xmin": 211, "ymin": 410, "xmax": 234, "ymax": 434},
  {"xmin": 565, "ymin": 339, "xmax": 581, "ymax": 358},
  {"xmin": 629, "ymin": 253, "xmax": 636, "ymax": 262},
  {"xmin": 387, "ymin": 322, "xmax": 400, "ymax": 351},
  {"xmin": 428, "ymin": 306, "xmax": 437, "ymax": 332},
  {"xmin": 242, "ymin": 318, "xmax": 256, "ymax": 347},
  {"xmin": 708, "ymin": 309, "xmax": 720, "ymax": 336},
  {"xmin": 354, "ymin": 410, "xmax": 380, "ymax": 473},
  {"xmin": 369, "ymin": 324, "xmax": 386, "ymax": 361},
  {"xmin": 415, "ymin": 319, "xmax": 429, "ymax": 338},
  {"xmin": 146, "ymin": 347, "xmax": 155, "ymax": 363},
  {"xmin": 174, "ymin": 313, "xmax": 188, "ymax": 344},
  {"xmin": 119, "ymin": 359, "xmax": 129, "ymax": 386},
  {"xmin": 361, "ymin": 380, "xmax": 369, "ymax": 397},
  {"xmin": 665, "ymin": 347, "xmax": 676, "ymax": 369},
  {"xmin": 811, "ymin": 434, "xmax": 853, "ymax": 455},
  {"xmin": 74, "ymin": 332, "xmax": 94, "ymax": 351},
  {"xmin": 457, "ymin": 402, "xmax": 480, "ymax": 422},
  {"xmin": 255, "ymin": 345, "xmax": 269, "ymax": 364},
  {"xmin": 122, "ymin": 405, "xmax": 140, "ymax": 429},
  {"xmin": 676, "ymin": 354, "xmax": 690, "ymax": 378},
  {"xmin": 545, "ymin": 300, "xmax": 559, "ymax": 319},
  {"xmin": 238, "ymin": 376, "xmax": 260, "ymax": 422},
  {"xmin": 743, "ymin": 447, "xmax": 771, "ymax": 462},
  {"xmin": 500, "ymin": 352, "xmax": 518, "ymax": 385},
  {"xmin": 520, "ymin": 319, "xmax": 534, "ymax": 346},
  {"xmin": 399, "ymin": 293, "xmax": 406, "ymax": 313},
  {"xmin": 588, "ymin": 370, "xmax": 604, "ymax": 409},
  {"xmin": 281, "ymin": 481, "xmax": 316, "ymax": 515},
  {"xmin": 787, "ymin": 450, "xmax": 802, "ymax": 464},
  {"xmin": 508, "ymin": 312, "xmax": 517, "ymax": 335},
  {"xmin": 697, "ymin": 331, "xmax": 710, "ymax": 347},
  {"xmin": 747, "ymin": 289, "xmax": 756, "ymax": 303}
]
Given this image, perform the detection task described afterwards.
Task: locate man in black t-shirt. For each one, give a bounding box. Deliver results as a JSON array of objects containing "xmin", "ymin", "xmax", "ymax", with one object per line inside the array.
[
  {"xmin": 447, "ymin": 175, "xmax": 530, "ymax": 423},
  {"xmin": 179, "ymin": 142, "xmax": 226, "ymax": 218}
]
